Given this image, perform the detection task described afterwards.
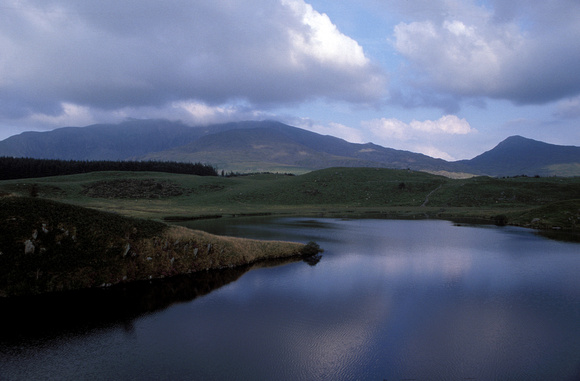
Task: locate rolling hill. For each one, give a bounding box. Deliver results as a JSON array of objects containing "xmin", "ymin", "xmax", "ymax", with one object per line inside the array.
[{"xmin": 1, "ymin": 119, "xmax": 579, "ymax": 177}]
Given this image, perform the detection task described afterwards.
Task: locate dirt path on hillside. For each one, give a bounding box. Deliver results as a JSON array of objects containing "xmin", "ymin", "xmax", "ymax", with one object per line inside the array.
[{"xmin": 421, "ymin": 185, "xmax": 442, "ymax": 207}]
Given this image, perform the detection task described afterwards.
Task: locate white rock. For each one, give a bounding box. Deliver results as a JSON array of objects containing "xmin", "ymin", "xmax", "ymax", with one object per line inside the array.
[{"xmin": 24, "ymin": 240, "xmax": 35, "ymax": 254}]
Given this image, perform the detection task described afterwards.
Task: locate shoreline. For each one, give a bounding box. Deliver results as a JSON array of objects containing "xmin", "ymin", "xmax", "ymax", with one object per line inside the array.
[
  {"xmin": 0, "ymin": 197, "xmax": 313, "ymax": 297},
  {"xmin": 177, "ymin": 208, "xmax": 580, "ymax": 243}
]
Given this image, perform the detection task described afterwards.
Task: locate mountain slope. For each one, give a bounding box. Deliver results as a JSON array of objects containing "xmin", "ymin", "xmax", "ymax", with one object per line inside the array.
[
  {"xmin": 0, "ymin": 119, "xmax": 204, "ymax": 160},
  {"xmin": 141, "ymin": 127, "xmax": 377, "ymax": 172},
  {"xmin": 1, "ymin": 120, "xmax": 579, "ymax": 176},
  {"xmin": 142, "ymin": 121, "xmax": 470, "ymax": 173},
  {"xmin": 459, "ymin": 135, "xmax": 580, "ymax": 176}
]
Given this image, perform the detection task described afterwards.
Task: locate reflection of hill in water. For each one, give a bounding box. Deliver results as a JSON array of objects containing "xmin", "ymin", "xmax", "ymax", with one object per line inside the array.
[{"xmin": 0, "ymin": 258, "xmax": 301, "ymax": 345}]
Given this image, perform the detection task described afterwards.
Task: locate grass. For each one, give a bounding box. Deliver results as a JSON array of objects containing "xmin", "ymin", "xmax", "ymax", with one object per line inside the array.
[
  {"xmin": 509, "ymin": 199, "xmax": 580, "ymax": 230},
  {"xmin": 0, "ymin": 196, "xmax": 304, "ymax": 296},
  {"xmin": 1, "ymin": 167, "xmax": 579, "ymax": 229}
]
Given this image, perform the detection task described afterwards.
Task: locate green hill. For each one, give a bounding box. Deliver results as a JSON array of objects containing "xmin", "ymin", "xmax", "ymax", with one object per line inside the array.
[
  {"xmin": 2, "ymin": 168, "xmax": 579, "ymax": 229},
  {"xmin": 0, "ymin": 197, "xmax": 305, "ymax": 296}
]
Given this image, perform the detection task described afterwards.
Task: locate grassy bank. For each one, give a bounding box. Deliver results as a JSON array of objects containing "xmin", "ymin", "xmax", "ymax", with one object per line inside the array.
[
  {"xmin": 2, "ymin": 167, "xmax": 578, "ymax": 230},
  {"xmin": 0, "ymin": 197, "xmax": 305, "ymax": 297}
]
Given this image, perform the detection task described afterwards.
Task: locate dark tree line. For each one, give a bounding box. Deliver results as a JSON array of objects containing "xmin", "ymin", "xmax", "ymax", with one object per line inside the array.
[{"xmin": 0, "ymin": 157, "xmax": 218, "ymax": 180}]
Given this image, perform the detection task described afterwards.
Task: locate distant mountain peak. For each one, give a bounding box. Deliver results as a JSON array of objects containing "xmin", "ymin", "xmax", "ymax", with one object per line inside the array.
[
  {"xmin": 465, "ymin": 135, "xmax": 580, "ymax": 176},
  {"xmin": 504, "ymin": 135, "xmax": 527, "ymax": 140},
  {"xmin": 497, "ymin": 135, "xmax": 543, "ymax": 146}
]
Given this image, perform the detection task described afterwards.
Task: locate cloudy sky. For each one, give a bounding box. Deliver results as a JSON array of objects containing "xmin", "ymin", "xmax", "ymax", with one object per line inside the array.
[{"xmin": 1, "ymin": 0, "xmax": 579, "ymax": 160}]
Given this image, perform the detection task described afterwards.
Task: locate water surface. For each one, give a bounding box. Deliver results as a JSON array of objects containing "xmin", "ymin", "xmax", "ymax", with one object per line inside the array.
[{"xmin": 1, "ymin": 218, "xmax": 579, "ymax": 380}]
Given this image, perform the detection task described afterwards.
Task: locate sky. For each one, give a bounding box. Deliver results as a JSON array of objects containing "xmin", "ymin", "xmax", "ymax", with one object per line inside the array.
[{"xmin": 0, "ymin": 0, "xmax": 579, "ymax": 160}]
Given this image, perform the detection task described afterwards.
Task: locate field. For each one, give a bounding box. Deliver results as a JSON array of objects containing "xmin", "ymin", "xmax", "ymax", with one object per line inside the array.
[
  {"xmin": 2, "ymin": 167, "xmax": 579, "ymax": 231},
  {"xmin": 2, "ymin": 167, "xmax": 579, "ymax": 295}
]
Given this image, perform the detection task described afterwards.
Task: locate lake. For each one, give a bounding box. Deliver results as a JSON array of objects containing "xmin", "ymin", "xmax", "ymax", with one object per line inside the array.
[{"xmin": 1, "ymin": 218, "xmax": 579, "ymax": 380}]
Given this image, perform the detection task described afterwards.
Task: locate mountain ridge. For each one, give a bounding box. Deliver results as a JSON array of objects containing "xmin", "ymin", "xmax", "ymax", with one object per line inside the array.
[
  {"xmin": 140, "ymin": 122, "xmax": 462, "ymax": 173},
  {"xmin": 1, "ymin": 120, "xmax": 579, "ymax": 177}
]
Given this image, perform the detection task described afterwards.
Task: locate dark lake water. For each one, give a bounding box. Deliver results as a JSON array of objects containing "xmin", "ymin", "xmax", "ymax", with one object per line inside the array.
[{"xmin": 1, "ymin": 218, "xmax": 580, "ymax": 380}]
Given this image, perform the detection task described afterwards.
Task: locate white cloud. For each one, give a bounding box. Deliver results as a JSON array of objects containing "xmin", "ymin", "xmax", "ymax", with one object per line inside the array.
[
  {"xmin": 174, "ymin": 102, "xmax": 238, "ymax": 123},
  {"xmin": 393, "ymin": 17, "xmax": 519, "ymax": 96},
  {"xmin": 28, "ymin": 103, "xmax": 96, "ymax": 128},
  {"xmin": 109, "ymin": 101, "xmax": 272, "ymax": 127},
  {"xmin": 173, "ymin": 101, "xmax": 275, "ymax": 126},
  {"xmin": 364, "ymin": 118, "xmax": 408, "ymax": 140},
  {"xmin": 283, "ymin": 0, "xmax": 369, "ymax": 67},
  {"xmin": 293, "ymin": 119, "xmax": 366, "ymax": 143},
  {"xmin": 413, "ymin": 146, "xmax": 456, "ymax": 162},
  {"xmin": 410, "ymin": 115, "xmax": 474, "ymax": 134},
  {"xmin": 0, "ymin": 0, "xmax": 386, "ymax": 127},
  {"xmin": 365, "ymin": 115, "xmax": 474, "ymax": 141},
  {"xmin": 390, "ymin": 0, "xmax": 580, "ymax": 106},
  {"xmin": 362, "ymin": 115, "xmax": 476, "ymax": 160}
]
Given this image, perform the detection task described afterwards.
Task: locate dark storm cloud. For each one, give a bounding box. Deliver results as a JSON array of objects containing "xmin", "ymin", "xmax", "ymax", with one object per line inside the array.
[{"xmin": 0, "ymin": 0, "xmax": 386, "ymax": 119}]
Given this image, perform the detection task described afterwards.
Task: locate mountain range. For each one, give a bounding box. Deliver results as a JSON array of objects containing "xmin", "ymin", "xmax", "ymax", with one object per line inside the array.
[{"xmin": 1, "ymin": 119, "xmax": 579, "ymax": 177}]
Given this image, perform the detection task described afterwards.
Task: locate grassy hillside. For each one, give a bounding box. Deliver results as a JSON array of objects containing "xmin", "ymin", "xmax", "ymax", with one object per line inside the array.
[
  {"xmin": 1, "ymin": 168, "xmax": 579, "ymax": 232},
  {"xmin": 0, "ymin": 197, "xmax": 305, "ymax": 296},
  {"xmin": 0, "ymin": 169, "xmax": 447, "ymax": 215}
]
